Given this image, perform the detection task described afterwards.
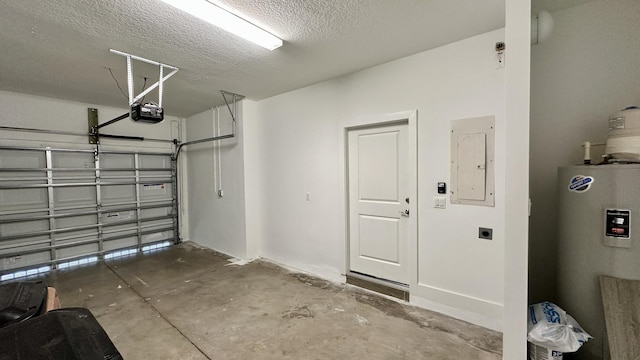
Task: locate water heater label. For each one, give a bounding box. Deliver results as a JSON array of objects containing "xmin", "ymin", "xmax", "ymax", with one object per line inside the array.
[
  {"xmin": 609, "ymin": 116, "xmax": 626, "ymax": 130},
  {"xmin": 568, "ymin": 175, "xmax": 594, "ymax": 193},
  {"xmin": 606, "ymin": 209, "xmax": 630, "ymax": 238}
]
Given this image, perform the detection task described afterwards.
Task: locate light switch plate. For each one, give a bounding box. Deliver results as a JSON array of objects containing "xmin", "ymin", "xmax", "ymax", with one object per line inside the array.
[{"xmin": 434, "ymin": 197, "xmax": 446, "ymax": 209}]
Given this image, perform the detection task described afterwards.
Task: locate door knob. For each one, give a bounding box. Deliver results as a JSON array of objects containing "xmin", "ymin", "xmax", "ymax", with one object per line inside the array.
[{"xmin": 399, "ymin": 209, "xmax": 410, "ymax": 217}]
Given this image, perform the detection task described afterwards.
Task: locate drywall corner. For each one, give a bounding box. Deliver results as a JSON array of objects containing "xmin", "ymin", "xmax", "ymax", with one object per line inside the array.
[
  {"xmin": 503, "ymin": 0, "xmax": 531, "ymax": 358},
  {"xmin": 242, "ymin": 99, "xmax": 262, "ymax": 259}
]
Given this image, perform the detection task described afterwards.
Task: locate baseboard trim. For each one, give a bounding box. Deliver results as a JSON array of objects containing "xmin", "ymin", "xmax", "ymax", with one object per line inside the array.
[{"xmin": 411, "ymin": 284, "xmax": 503, "ymax": 332}]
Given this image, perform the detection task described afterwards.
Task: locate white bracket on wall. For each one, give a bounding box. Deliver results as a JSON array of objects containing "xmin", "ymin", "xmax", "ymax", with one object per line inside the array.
[
  {"xmin": 220, "ymin": 90, "xmax": 243, "ymax": 124},
  {"xmin": 109, "ymin": 49, "xmax": 179, "ymax": 107},
  {"xmin": 174, "ymin": 90, "xmax": 245, "ymax": 157}
]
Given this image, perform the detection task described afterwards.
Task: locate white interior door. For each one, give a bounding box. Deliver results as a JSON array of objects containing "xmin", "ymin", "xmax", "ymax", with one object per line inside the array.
[{"xmin": 348, "ymin": 123, "xmax": 409, "ymax": 284}]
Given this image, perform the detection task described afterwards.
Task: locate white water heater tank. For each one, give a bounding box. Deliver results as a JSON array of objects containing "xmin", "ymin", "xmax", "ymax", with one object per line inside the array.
[{"xmin": 605, "ymin": 107, "xmax": 640, "ymax": 160}]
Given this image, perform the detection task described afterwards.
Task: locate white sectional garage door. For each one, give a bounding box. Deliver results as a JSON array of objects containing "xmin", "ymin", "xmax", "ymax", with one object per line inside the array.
[{"xmin": 0, "ymin": 146, "xmax": 177, "ymax": 277}]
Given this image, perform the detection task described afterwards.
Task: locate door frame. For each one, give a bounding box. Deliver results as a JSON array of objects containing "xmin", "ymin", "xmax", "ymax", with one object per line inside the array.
[{"xmin": 338, "ymin": 110, "xmax": 418, "ymax": 290}]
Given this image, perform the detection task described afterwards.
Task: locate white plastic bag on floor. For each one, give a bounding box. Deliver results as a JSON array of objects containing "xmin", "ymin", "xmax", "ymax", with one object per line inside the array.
[{"xmin": 527, "ymin": 301, "xmax": 592, "ymax": 353}]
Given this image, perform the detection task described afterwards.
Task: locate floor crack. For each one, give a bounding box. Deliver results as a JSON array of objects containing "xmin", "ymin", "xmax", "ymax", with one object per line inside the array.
[{"xmin": 104, "ymin": 260, "xmax": 212, "ymax": 360}]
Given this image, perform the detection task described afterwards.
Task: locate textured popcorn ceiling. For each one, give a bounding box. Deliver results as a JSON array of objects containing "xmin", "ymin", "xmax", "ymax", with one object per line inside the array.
[{"xmin": 0, "ymin": 0, "xmax": 511, "ymax": 117}]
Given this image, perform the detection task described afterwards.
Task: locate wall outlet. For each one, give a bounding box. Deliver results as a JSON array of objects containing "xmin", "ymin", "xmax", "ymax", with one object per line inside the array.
[{"xmin": 479, "ymin": 227, "xmax": 493, "ymax": 240}]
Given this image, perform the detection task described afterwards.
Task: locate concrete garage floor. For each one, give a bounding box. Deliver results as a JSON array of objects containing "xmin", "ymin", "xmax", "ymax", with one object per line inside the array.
[{"xmin": 43, "ymin": 242, "xmax": 502, "ymax": 360}]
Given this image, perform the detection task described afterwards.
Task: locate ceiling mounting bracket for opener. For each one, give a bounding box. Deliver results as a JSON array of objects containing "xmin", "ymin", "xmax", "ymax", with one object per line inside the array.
[
  {"xmin": 109, "ymin": 49, "xmax": 179, "ymax": 123},
  {"xmin": 220, "ymin": 90, "xmax": 244, "ymax": 124}
]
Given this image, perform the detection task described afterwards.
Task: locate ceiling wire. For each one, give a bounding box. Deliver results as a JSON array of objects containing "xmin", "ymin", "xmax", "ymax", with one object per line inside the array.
[
  {"xmin": 107, "ymin": 69, "xmax": 148, "ymax": 104},
  {"xmin": 107, "ymin": 67, "xmax": 128, "ymax": 101}
]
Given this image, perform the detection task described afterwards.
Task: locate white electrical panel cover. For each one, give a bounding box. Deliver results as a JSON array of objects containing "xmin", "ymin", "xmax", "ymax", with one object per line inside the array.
[{"xmin": 450, "ymin": 116, "xmax": 495, "ymax": 206}]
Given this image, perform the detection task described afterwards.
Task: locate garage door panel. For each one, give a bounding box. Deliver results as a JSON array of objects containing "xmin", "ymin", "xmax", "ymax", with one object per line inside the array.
[
  {"xmin": 0, "ymin": 188, "xmax": 48, "ymax": 212},
  {"xmin": 1, "ymin": 236, "xmax": 51, "ymax": 254},
  {"xmin": 102, "ymin": 222, "xmax": 137, "ymax": 235},
  {"xmin": 0, "ymin": 219, "xmax": 50, "ymax": 237},
  {"xmin": 140, "ymin": 169, "xmax": 171, "ymax": 179},
  {"xmin": 51, "ymin": 175, "xmax": 93, "ymax": 185},
  {"xmin": 57, "ymin": 243, "xmax": 99, "ymax": 260},
  {"xmin": 142, "ymin": 222, "xmax": 172, "ymax": 242},
  {"xmin": 101, "ymin": 154, "xmax": 134, "ymax": 168},
  {"xmin": 56, "ymin": 214, "xmax": 98, "ymax": 229},
  {"xmin": 52, "ymin": 173, "xmax": 94, "ymax": 185},
  {"xmin": 0, "ymin": 150, "xmax": 45, "ymax": 168},
  {"xmin": 102, "ymin": 184, "xmax": 136, "ymax": 203},
  {"xmin": 100, "ymin": 204, "xmax": 136, "ymax": 213},
  {"xmin": 141, "ymin": 169, "xmax": 172, "ymax": 178},
  {"xmin": 56, "ymin": 228, "xmax": 99, "ymax": 243},
  {"xmin": 0, "ymin": 210, "xmax": 49, "ymax": 224},
  {"xmin": 52, "ymin": 152, "xmax": 93, "ymax": 169},
  {"xmin": 141, "ymin": 207, "xmax": 171, "ymax": 219},
  {"xmin": 143, "ymin": 219, "xmax": 172, "ymax": 227},
  {"xmin": 101, "ymin": 171, "xmax": 135, "ymax": 184},
  {"xmin": 1, "ymin": 170, "xmax": 45, "ymax": 182},
  {"xmin": 55, "ymin": 232, "xmax": 99, "ymax": 245},
  {"xmin": 103, "ymin": 237, "xmax": 138, "ymax": 252},
  {"xmin": 0, "ymin": 251, "xmax": 51, "ymax": 272},
  {"xmin": 142, "ymin": 230, "xmax": 173, "ymax": 244},
  {"xmin": 53, "ymin": 186, "xmax": 96, "ymax": 207},
  {"xmin": 0, "ymin": 147, "xmax": 177, "ymax": 278},
  {"xmin": 139, "ymin": 155, "xmax": 169, "ymax": 168}
]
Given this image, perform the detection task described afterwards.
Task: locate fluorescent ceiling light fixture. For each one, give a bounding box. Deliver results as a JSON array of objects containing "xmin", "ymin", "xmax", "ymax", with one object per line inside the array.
[{"xmin": 161, "ymin": 0, "xmax": 283, "ymax": 50}]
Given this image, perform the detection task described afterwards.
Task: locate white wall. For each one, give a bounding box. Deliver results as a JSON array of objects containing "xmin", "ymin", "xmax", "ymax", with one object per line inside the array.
[
  {"xmin": 241, "ymin": 100, "xmax": 263, "ymax": 259},
  {"xmin": 184, "ymin": 104, "xmax": 250, "ymax": 259},
  {"xmin": 503, "ymin": 0, "xmax": 531, "ymax": 358},
  {"xmin": 529, "ymin": 0, "xmax": 640, "ymax": 303},
  {"xmin": 0, "ymin": 90, "xmax": 179, "ymax": 153},
  {"xmin": 252, "ymin": 81, "xmax": 345, "ymax": 281},
  {"xmin": 252, "ymin": 29, "xmax": 508, "ymax": 330}
]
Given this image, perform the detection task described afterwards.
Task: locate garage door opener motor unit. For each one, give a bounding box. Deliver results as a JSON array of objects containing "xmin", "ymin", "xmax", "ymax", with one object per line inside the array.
[{"xmin": 131, "ymin": 102, "xmax": 163, "ymax": 123}]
